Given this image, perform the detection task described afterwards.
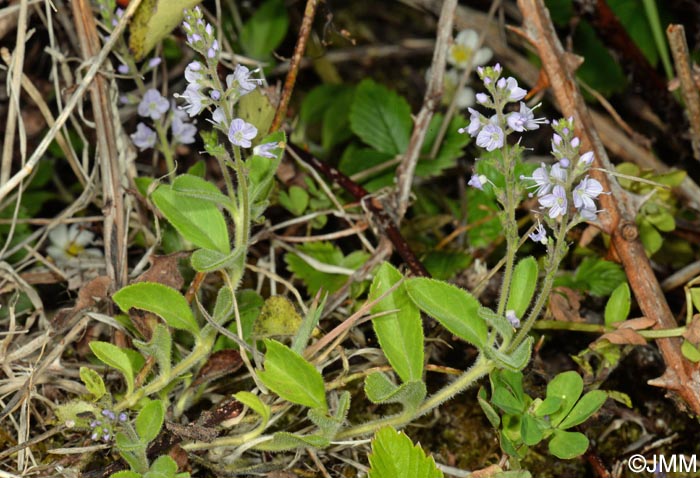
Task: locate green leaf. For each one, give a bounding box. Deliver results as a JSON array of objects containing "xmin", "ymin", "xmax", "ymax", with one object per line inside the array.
[
  {"xmin": 322, "ymin": 87, "xmax": 355, "ymax": 150},
  {"xmin": 484, "ymin": 337, "xmax": 533, "ymax": 371},
  {"xmin": 558, "ymin": 390, "xmax": 607, "ymax": 429},
  {"xmin": 507, "ymin": 257, "xmax": 538, "ymax": 318},
  {"xmin": 291, "ymin": 293, "xmax": 326, "ymax": 354},
  {"xmin": 133, "ymin": 324, "xmax": 172, "ymax": 377},
  {"xmin": 135, "ymin": 399, "xmax": 165, "ymax": 443},
  {"xmin": 368, "ymin": 427, "xmax": 443, "ymax": 478},
  {"xmin": 681, "ymin": 340, "xmax": 700, "ymax": 362},
  {"xmin": 422, "ymin": 250, "xmax": 472, "ymax": 280},
  {"xmin": 115, "ymin": 431, "xmax": 146, "ymax": 472},
  {"xmin": 548, "ymin": 429, "xmax": 589, "ymax": 459},
  {"xmin": 80, "ymin": 367, "xmax": 106, "ymax": 401},
  {"xmin": 477, "ymin": 387, "xmax": 500, "ymax": 428},
  {"xmin": 110, "ymin": 471, "xmax": 142, "ymax": 478},
  {"xmin": 190, "ymin": 247, "xmax": 244, "ymax": 273},
  {"xmin": 364, "ymin": 373, "xmax": 426, "ymax": 410},
  {"xmin": 604, "ymin": 282, "xmax": 631, "ymax": 326},
  {"xmin": 369, "ymin": 263, "xmax": 424, "ymax": 383},
  {"xmin": 258, "ymin": 339, "xmax": 327, "ymax": 411},
  {"xmin": 478, "ymin": 307, "xmax": 513, "ymax": 343},
  {"xmin": 238, "ymin": 88, "xmax": 276, "ymax": 139},
  {"xmin": 113, "ymin": 282, "xmax": 199, "ymax": 336},
  {"xmin": 405, "ymin": 278, "xmax": 487, "ymax": 348},
  {"xmin": 284, "ymin": 242, "xmax": 370, "ymax": 294},
  {"xmin": 171, "ymin": 174, "xmax": 232, "ymax": 210},
  {"xmin": 89, "ymin": 341, "xmax": 135, "ymax": 395},
  {"xmin": 466, "ymin": 187, "xmax": 502, "ymax": 248},
  {"xmin": 240, "ymin": 0, "xmax": 289, "ymax": 60},
  {"xmin": 152, "ymin": 181, "xmax": 230, "ymax": 254},
  {"xmin": 639, "ymin": 219, "xmax": 664, "ymax": 255},
  {"xmin": 534, "ymin": 396, "xmax": 563, "ymax": 417},
  {"xmin": 349, "ymin": 79, "xmax": 412, "ymax": 155},
  {"xmin": 307, "ymin": 391, "xmax": 350, "ymax": 439},
  {"xmin": 129, "ymin": 0, "xmax": 203, "ymax": 61},
  {"xmin": 557, "ymin": 258, "xmax": 626, "ymax": 297},
  {"xmin": 147, "ymin": 455, "xmax": 178, "ymax": 477},
  {"xmin": 490, "ymin": 370, "xmax": 526, "ymax": 415},
  {"xmin": 256, "ymin": 432, "xmax": 329, "ymax": 451},
  {"xmin": 520, "ymin": 414, "xmax": 545, "ymax": 446},
  {"xmin": 234, "ymin": 391, "xmax": 271, "ymax": 429},
  {"xmin": 278, "ymin": 186, "xmax": 309, "ymax": 216},
  {"xmin": 574, "ymin": 20, "xmax": 627, "ymax": 96},
  {"xmin": 546, "ymin": 371, "xmax": 583, "ymax": 427}
]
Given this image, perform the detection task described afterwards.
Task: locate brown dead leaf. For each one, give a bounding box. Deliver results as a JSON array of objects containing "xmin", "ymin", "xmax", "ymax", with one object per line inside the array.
[
  {"xmin": 134, "ymin": 252, "xmax": 187, "ymax": 290},
  {"xmin": 614, "ymin": 316, "xmax": 656, "ymax": 330},
  {"xmin": 192, "ymin": 349, "xmax": 244, "ymax": 386},
  {"xmin": 52, "ymin": 275, "xmax": 112, "ymax": 331},
  {"xmin": 600, "ymin": 328, "xmax": 647, "ymax": 345},
  {"xmin": 549, "ymin": 286, "xmax": 584, "ymax": 322}
]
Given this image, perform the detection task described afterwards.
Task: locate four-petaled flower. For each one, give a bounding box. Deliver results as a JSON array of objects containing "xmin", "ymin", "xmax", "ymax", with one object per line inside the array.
[
  {"xmin": 529, "ymin": 221, "xmax": 547, "ymax": 245},
  {"xmin": 507, "ymin": 102, "xmax": 548, "ymax": 132},
  {"xmin": 227, "ymin": 64, "xmax": 259, "ymax": 96},
  {"xmin": 228, "ymin": 118, "xmax": 257, "ymax": 147},
  {"xmin": 176, "ymin": 83, "xmax": 206, "ymax": 117},
  {"xmin": 497, "ymin": 77, "xmax": 527, "ymax": 102},
  {"xmin": 253, "ymin": 141, "xmax": 278, "ymax": 158},
  {"xmin": 130, "ymin": 122, "xmax": 156, "ymax": 151},
  {"xmin": 172, "ymin": 117, "xmax": 197, "ymax": 145},
  {"xmin": 573, "ymin": 176, "xmax": 603, "ymax": 220},
  {"xmin": 538, "ymin": 185, "xmax": 568, "ymax": 219},
  {"xmin": 138, "ymin": 88, "xmax": 169, "ymax": 120},
  {"xmin": 476, "ymin": 124, "xmax": 504, "ymax": 152},
  {"xmin": 521, "ymin": 164, "xmax": 552, "ymax": 197},
  {"xmin": 448, "ymin": 29, "xmax": 493, "ymax": 70}
]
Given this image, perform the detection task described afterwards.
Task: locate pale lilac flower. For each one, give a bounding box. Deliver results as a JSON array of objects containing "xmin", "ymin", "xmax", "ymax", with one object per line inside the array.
[
  {"xmin": 571, "ymin": 137, "xmax": 580, "ymax": 148},
  {"xmin": 578, "ymin": 151, "xmax": 594, "ymax": 167},
  {"xmin": 506, "ymin": 102, "xmax": 548, "ymax": 132},
  {"xmin": 529, "ymin": 221, "xmax": 547, "ymax": 245},
  {"xmin": 573, "ymin": 176, "xmax": 603, "ymax": 215},
  {"xmin": 448, "ymin": 29, "xmax": 492, "ymax": 69},
  {"xmin": 184, "ymin": 61, "xmax": 203, "ymax": 83},
  {"xmin": 468, "ymin": 174, "xmax": 488, "ymax": 190},
  {"xmin": 207, "ymin": 39, "xmax": 219, "ymax": 59},
  {"xmin": 476, "ymin": 124, "xmax": 504, "ymax": 152},
  {"xmin": 521, "ymin": 164, "xmax": 552, "ymax": 197},
  {"xmin": 138, "ymin": 89, "xmax": 169, "ymax": 120},
  {"xmin": 176, "ymin": 83, "xmax": 206, "ymax": 117},
  {"xmin": 506, "ymin": 310, "xmax": 520, "ymax": 328},
  {"xmin": 210, "ymin": 90, "xmax": 221, "ymax": 100},
  {"xmin": 211, "ymin": 107, "xmax": 226, "ymax": 126},
  {"xmin": 550, "ymin": 162, "xmax": 567, "ymax": 182},
  {"xmin": 253, "ymin": 141, "xmax": 278, "ymax": 158},
  {"xmin": 476, "ymin": 92, "xmax": 489, "ymax": 105},
  {"xmin": 539, "ymin": 185, "xmax": 568, "ymax": 219},
  {"xmin": 130, "ymin": 122, "xmax": 156, "ymax": 151},
  {"xmin": 228, "ymin": 118, "xmax": 257, "ymax": 148},
  {"xmin": 458, "ymin": 107, "xmax": 483, "ymax": 137},
  {"xmin": 172, "ymin": 117, "xmax": 197, "ymax": 145},
  {"xmin": 559, "ymin": 158, "xmax": 570, "ymax": 168},
  {"xmin": 118, "ymin": 413, "xmax": 128, "ymax": 422},
  {"xmin": 226, "ymin": 64, "xmax": 259, "ymax": 96},
  {"xmin": 497, "ymin": 77, "xmax": 527, "ymax": 102},
  {"xmin": 117, "ymin": 64, "xmax": 129, "ymax": 75},
  {"xmin": 148, "ymin": 57, "xmax": 162, "ymax": 69}
]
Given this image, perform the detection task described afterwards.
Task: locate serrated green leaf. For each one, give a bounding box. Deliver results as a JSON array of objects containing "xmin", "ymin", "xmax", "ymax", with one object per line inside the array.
[
  {"xmin": 256, "ymin": 432, "xmax": 329, "ymax": 451},
  {"xmin": 240, "ymin": 0, "xmax": 289, "ymax": 60},
  {"xmin": 369, "ymin": 263, "xmax": 423, "ymax": 383},
  {"xmin": 89, "ymin": 341, "xmax": 135, "ymax": 395},
  {"xmin": 548, "ymin": 429, "xmax": 589, "ymax": 459},
  {"xmin": 547, "ymin": 371, "xmax": 583, "ymax": 427},
  {"xmin": 368, "ymin": 427, "xmax": 443, "ymax": 478},
  {"xmin": 559, "ymin": 390, "xmax": 607, "ymax": 429},
  {"xmin": 604, "ymin": 282, "xmax": 631, "ymax": 326},
  {"xmin": 405, "ymin": 278, "xmax": 487, "ymax": 348},
  {"xmin": 80, "ymin": 367, "xmax": 106, "ymax": 401},
  {"xmin": 129, "ymin": 0, "xmax": 203, "ymax": 61},
  {"xmin": 133, "ymin": 324, "xmax": 172, "ymax": 377},
  {"xmin": 136, "ymin": 399, "xmax": 165, "ymax": 443},
  {"xmin": 113, "ymin": 282, "xmax": 199, "ymax": 336},
  {"xmin": 350, "ymin": 79, "xmax": 412, "ymax": 155},
  {"xmin": 258, "ymin": 339, "xmax": 327, "ymax": 411},
  {"xmin": 507, "ymin": 257, "xmax": 538, "ymax": 318},
  {"xmin": 152, "ymin": 182, "xmax": 230, "ymax": 254}
]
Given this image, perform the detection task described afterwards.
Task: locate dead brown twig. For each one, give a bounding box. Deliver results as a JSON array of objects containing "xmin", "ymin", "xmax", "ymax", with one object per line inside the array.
[
  {"xmin": 270, "ymin": 0, "xmax": 318, "ymax": 133},
  {"xmin": 517, "ymin": 0, "xmax": 700, "ymax": 414}
]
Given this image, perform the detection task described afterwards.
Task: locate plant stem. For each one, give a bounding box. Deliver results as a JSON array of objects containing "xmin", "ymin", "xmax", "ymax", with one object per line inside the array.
[
  {"xmin": 335, "ymin": 357, "xmax": 494, "ymax": 439},
  {"xmin": 507, "ymin": 218, "xmax": 568, "ymax": 352}
]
